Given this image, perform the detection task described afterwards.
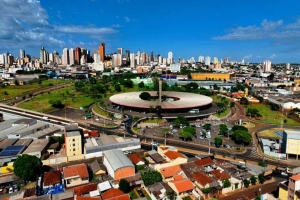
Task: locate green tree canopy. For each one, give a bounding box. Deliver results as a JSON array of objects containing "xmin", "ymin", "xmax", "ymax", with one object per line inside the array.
[
  {"xmin": 243, "ymin": 179, "xmax": 250, "ymax": 188},
  {"xmin": 246, "ymin": 108, "xmax": 261, "ymax": 117},
  {"xmin": 240, "ymin": 97, "xmax": 249, "ymax": 105},
  {"xmin": 138, "ymin": 81, "xmax": 145, "ymax": 88},
  {"xmin": 231, "ymin": 130, "xmax": 252, "ymax": 145},
  {"xmin": 114, "ymin": 84, "xmax": 122, "ymax": 92},
  {"xmin": 219, "ymin": 124, "xmax": 228, "ymax": 135},
  {"xmin": 258, "ymin": 173, "xmax": 265, "ymax": 184},
  {"xmin": 203, "ymin": 124, "xmax": 211, "ymax": 131},
  {"xmin": 141, "ymin": 170, "xmax": 162, "ymax": 186},
  {"xmin": 223, "ymin": 179, "xmax": 231, "ymax": 188},
  {"xmin": 214, "ymin": 137, "xmax": 223, "ymax": 147},
  {"xmin": 139, "ymin": 92, "xmax": 151, "ymax": 101},
  {"xmin": 250, "ymin": 176, "xmax": 257, "ymax": 186},
  {"xmin": 179, "ymin": 131, "xmax": 193, "ymax": 141},
  {"xmin": 48, "ymin": 99, "xmax": 64, "ymax": 108},
  {"xmin": 119, "ymin": 179, "xmax": 131, "ymax": 193},
  {"xmin": 232, "ymin": 125, "xmax": 248, "ymax": 132},
  {"xmin": 183, "ymin": 126, "xmax": 196, "ymax": 135},
  {"xmin": 13, "ymin": 154, "xmax": 42, "ymax": 182}
]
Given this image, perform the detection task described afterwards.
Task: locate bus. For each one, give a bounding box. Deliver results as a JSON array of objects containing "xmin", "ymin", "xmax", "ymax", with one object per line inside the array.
[{"xmin": 189, "ymin": 109, "xmax": 199, "ymax": 114}]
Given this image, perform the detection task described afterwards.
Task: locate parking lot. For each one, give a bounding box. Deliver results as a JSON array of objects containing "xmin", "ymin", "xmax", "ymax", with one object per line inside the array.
[{"xmin": 141, "ymin": 119, "xmax": 239, "ymax": 149}]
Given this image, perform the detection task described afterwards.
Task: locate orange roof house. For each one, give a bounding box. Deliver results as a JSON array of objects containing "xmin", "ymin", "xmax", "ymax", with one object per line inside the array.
[
  {"xmin": 210, "ymin": 170, "xmax": 231, "ymax": 181},
  {"xmin": 168, "ymin": 176, "xmax": 194, "ymax": 195},
  {"xmin": 74, "ymin": 183, "xmax": 98, "ymax": 196},
  {"xmin": 192, "ymin": 172, "xmax": 213, "ymax": 187},
  {"xmin": 194, "ymin": 158, "xmax": 213, "ymax": 167},
  {"xmin": 63, "ymin": 163, "xmax": 89, "ymax": 188},
  {"xmin": 43, "ymin": 170, "xmax": 61, "ymax": 188},
  {"xmin": 159, "ymin": 165, "xmax": 182, "ymax": 179},
  {"xmin": 164, "ymin": 151, "xmax": 186, "ymax": 160},
  {"xmin": 101, "ymin": 188, "xmax": 130, "ymax": 200},
  {"xmin": 128, "ymin": 153, "xmax": 145, "ymax": 165}
]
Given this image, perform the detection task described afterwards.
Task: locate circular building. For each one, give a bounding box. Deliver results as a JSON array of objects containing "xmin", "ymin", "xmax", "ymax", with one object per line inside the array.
[{"xmin": 109, "ymin": 91, "xmax": 214, "ymax": 113}]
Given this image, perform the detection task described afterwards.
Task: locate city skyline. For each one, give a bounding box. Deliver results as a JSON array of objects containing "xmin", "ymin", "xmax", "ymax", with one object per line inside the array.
[{"xmin": 1, "ymin": 0, "xmax": 300, "ymax": 62}]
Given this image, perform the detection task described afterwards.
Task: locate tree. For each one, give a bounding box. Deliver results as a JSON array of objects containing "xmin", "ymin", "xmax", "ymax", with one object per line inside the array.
[
  {"xmin": 230, "ymin": 101, "xmax": 235, "ymax": 108},
  {"xmin": 155, "ymin": 105, "xmax": 162, "ymax": 117},
  {"xmin": 138, "ymin": 81, "xmax": 145, "ymax": 88},
  {"xmin": 179, "ymin": 131, "xmax": 193, "ymax": 141},
  {"xmin": 183, "ymin": 126, "xmax": 196, "ymax": 135},
  {"xmin": 119, "ymin": 179, "xmax": 131, "ymax": 193},
  {"xmin": 219, "ymin": 124, "xmax": 228, "ymax": 135},
  {"xmin": 14, "ymin": 79, "xmax": 20, "ymax": 86},
  {"xmin": 13, "ymin": 154, "xmax": 42, "ymax": 182},
  {"xmin": 149, "ymin": 105, "xmax": 154, "ymax": 113},
  {"xmin": 172, "ymin": 119, "xmax": 181, "ymax": 127},
  {"xmin": 48, "ymin": 99, "xmax": 64, "ymax": 108},
  {"xmin": 231, "ymin": 130, "xmax": 252, "ymax": 145},
  {"xmin": 240, "ymin": 97, "xmax": 249, "ymax": 105},
  {"xmin": 243, "ymin": 179, "xmax": 250, "ymax": 188},
  {"xmin": 123, "ymin": 79, "xmax": 133, "ymax": 88},
  {"xmin": 214, "ymin": 137, "xmax": 223, "ymax": 147},
  {"xmin": 247, "ymin": 108, "xmax": 261, "ymax": 117},
  {"xmin": 141, "ymin": 170, "xmax": 162, "ymax": 186},
  {"xmin": 114, "ymin": 84, "xmax": 122, "ymax": 92},
  {"xmin": 139, "ymin": 92, "xmax": 151, "ymax": 101},
  {"xmin": 203, "ymin": 124, "xmax": 211, "ymax": 131},
  {"xmin": 223, "ymin": 179, "xmax": 231, "ymax": 188},
  {"xmin": 250, "ymin": 176, "xmax": 257, "ymax": 186},
  {"xmin": 232, "ymin": 125, "xmax": 248, "ymax": 132},
  {"xmin": 166, "ymin": 190, "xmax": 176, "ymax": 200},
  {"xmin": 258, "ymin": 173, "xmax": 265, "ymax": 184}
]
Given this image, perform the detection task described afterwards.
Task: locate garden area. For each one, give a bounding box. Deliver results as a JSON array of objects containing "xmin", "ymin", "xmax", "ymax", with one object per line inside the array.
[
  {"xmin": 0, "ymin": 79, "xmax": 70, "ymax": 101},
  {"xmin": 247, "ymin": 104, "xmax": 300, "ymax": 126}
]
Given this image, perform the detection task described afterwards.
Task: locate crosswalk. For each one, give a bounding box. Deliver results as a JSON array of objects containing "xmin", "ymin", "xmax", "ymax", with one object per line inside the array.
[{"xmin": 250, "ymin": 143, "xmax": 262, "ymax": 159}]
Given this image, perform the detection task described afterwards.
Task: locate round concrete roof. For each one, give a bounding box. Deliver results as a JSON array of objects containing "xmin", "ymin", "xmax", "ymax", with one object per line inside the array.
[{"xmin": 109, "ymin": 91, "xmax": 213, "ymax": 110}]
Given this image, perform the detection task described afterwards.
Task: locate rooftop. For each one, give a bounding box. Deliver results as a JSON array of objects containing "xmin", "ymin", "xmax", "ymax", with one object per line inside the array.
[
  {"xmin": 169, "ymin": 177, "xmax": 194, "ymax": 193},
  {"xmin": 160, "ymin": 165, "xmax": 182, "ymax": 179},
  {"xmin": 195, "ymin": 157, "xmax": 213, "ymax": 166},
  {"xmin": 164, "ymin": 150, "xmax": 186, "ymax": 160},
  {"xmin": 44, "ymin": 171, "xmax": 61, "ymax": 187},
  {"xmin": 22, "ymin": 139, "xmax": 49, "ymax": 154},
  {"xmin": 65, "ymin": 130, "xmax": 81, "ymax": 137},
  {"xmin": 128, "ymin": 153, "xmax": 144, "ymax": 165},
  {"xmin": 192, "ymin": 172, "xmax": 213, "ymax": 186},
  {"xmin": 103, "ymin": 150, "xmax": 134, "ymax": 171},
  {"xmin": 63, "ymin": 163, "xmax": 89, "ymax": 179},
  {"xmin": 74, "ymin": 183, "xmax": 98, "ymax": 196},
  {"xmin": 291, "ymin": 173, "xmax": 300, "ymax": 181},
  {"xmin": 101, "ymin": 188, "xmax": 124, "ymax": 200}
]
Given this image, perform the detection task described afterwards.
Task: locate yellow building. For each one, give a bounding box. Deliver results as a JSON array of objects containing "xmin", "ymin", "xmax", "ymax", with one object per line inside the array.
[
  {"xmin": 64, "ymin": 125, "xmax": 82, "ymax": 157},
  {"xmin": 191, "ymin": 73, "xmax": 230, "ymax": 81},
  {"xmin": 278, "ymin": 182, "xmax": 288, "ymax": 200},
  {"xmin": 283, "ymin": 130, "xmax": 300, "ymax": 160}
]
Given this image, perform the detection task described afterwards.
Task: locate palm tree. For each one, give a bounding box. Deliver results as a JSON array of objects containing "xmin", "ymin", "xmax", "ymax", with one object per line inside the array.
[{"xmin": 149, "ymin": 105, "xmax": 154, "ymax": 113}]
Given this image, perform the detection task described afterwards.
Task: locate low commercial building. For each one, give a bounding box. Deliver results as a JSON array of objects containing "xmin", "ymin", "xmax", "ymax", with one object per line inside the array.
[
  {"xmin": 103, "ymin": 149, "xmax": 135, "ymax": 180},
  {"xmin": 282, "ymin": 130, "xmax": 300, "ymax": 159},
  {"xmin": 22, "ymin": 139, "xmax": 49, "ymax": 158},
  {"xmin": 7, "ymin": 122, "xmax": 49, "ymax": 139}
]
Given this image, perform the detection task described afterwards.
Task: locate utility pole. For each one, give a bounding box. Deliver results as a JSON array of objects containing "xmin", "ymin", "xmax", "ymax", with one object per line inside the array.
[{"xmin": 208, "ymin": 138, "xmax": 211, "ymax": 155}]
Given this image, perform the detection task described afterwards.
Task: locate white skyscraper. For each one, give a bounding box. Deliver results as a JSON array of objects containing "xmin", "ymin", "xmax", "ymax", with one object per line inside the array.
[
  {"xmin": 286, "ymin": 63, "xmax": 290, "ymax": 70},
  {"xmin": 167, "ymin": 52, "xmax": 173, "ymax": 64},
  {"xmin": 69, "ymin": 48, "xmax": 75, "ymax": 65},
  {"xmin": 213, "ymin": 57, "xmax": 218, "ymax": 64},
  {"xmin": 62, "ymin": 48, "xmax": 69, "ymax": 65},
  {"xmin": 130, "ymin": 53, "xmax": 135, "ymax": 68},
  {"xmin": 19, "ymin": 49, "xmax": 25, "ymax": 59},
  {"xmin": 158, "ymin": 55, "xmax": 162, "ymax": 64},
  {"xmin": 0, "ymin": 54, "xmax": 4, "ymax": 64},
  {"xmin": 205, "ymin": 56, "xmax": 211, "ymax": 66},
  {"xmin": 198, "ymin": 56, "xmax": 204, "ymax": 63},
  {"xmin": 263, "ymin": 60, "xmax": 272, "ymax": 72}
]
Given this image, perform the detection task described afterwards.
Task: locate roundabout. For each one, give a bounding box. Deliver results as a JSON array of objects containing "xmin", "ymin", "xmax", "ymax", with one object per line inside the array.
[{"xmin": 109, "ymin": 91, "xmax": 214, "ymax": 114}]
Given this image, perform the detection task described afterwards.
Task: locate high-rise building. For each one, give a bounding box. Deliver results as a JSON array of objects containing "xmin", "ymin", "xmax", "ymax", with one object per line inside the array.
[
  {"xmin": 125, "ymin": 50, "xmax": 130, "ymax": 61},
  {"xmin": 3, "ymin": 53, "xmax": 8, "ymax": 64},
  {"xmin": 98, "ymin": 42, "xmax": 105, "ymax": 62},
  {"xmin": 198, "ymin": 56, "xmax": 204, "ymax": 63},
  {"xmin": 205, "ymin": 56, "xmax": 211, "ymax": 66},
  {"xmin": 263, "ymin": 60, "xmax": 271, "ymax": 72},
  {"xmin": 69, "ymin": 48, "xmax": 75, "ymax": 65},
  {"xmin": 19, "ymin": 49, "xmax": 25, "ymax": 59},
  {"xmin": 7, "ymin": 54, "xmax": 14, "ymax": 65},
  {"xmin": 286, "ymin": 63, "xmax": 291, "ymax": 70},
  {"xmin": 75, "ymin": 47, "xmax": 81, "ymax": 65},
  {"xmin": 0, "ymin": 54, "xmax": 4, "ymax": 64},
  {"xmin": 167, "ymin": 52, "xmax": 173, "ymax": 64},
  {"xmin": 224, "ymin": 58, "xmax": 229, "ymax": 64},
  {"xmin": 150, "ymin": 51, "xmax": 154, "ymax": 62},
  {"xmin": 130, "ymin": 53, "xmax": 135, "ymax": 68},
  {"xmin": 62, "ymin": 48, "xmax": 69, "ymax": 65},
  {"xmin": 40, "ymin": 47, "xmax": 46, "ymax": 64},
  {"xmin": 213, "ymin": 57, "xmax": 218, "ymax": 64},
  {"xmin": 117, "ymin": 48, "xmax": 123, "ymax": 57}
]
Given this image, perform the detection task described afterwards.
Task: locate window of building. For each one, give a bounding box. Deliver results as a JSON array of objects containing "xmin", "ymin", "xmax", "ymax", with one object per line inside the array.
[
  {"xmin": 73, "ymin": 144, "xmax": 75, "ymax": 146},
  {"xmin": 73, "ymin": 148, "xmax": 75, "ymax": 151},
  {"xmin": 73, "ymin": 139, "xmax": 75, "ymax": 142}
]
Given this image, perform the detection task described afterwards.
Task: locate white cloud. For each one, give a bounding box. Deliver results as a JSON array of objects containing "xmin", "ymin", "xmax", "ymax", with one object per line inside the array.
[
  {"xmin": 0, "ymin": 0, "xmax": 119, "ymax": 52},
  {"xmin": 125, "ymin": 17, "xmax": 131, "ymax": 22},
  {"xmin": 212, "ymin": 19, "xmax": 300, "ymax": 41},
  {"xmin": 242, "ymin": 54, "xmax": 253, "ymax": 59},
  {"xmin": 270, "ymin": 54, "xmax": 277, "ymax": 59}
]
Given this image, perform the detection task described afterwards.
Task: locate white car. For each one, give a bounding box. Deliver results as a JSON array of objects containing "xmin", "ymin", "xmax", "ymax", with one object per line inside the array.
[
  {"xmin": 9, "ymin": 187, "xmax": 13, "ymax": 193},
  {"xmin": 42, "ymin": 116, "xmax": 50, "ymax": 121}
]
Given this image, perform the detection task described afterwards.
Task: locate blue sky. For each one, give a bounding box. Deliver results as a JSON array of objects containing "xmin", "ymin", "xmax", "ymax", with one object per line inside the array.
[{"xmin": 1, "ymin": 0, "xmax": 300, "ymax": 62}]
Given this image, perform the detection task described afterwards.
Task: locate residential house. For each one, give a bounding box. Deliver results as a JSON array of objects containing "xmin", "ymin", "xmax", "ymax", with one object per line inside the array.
[
  {"xmin": 43, "ymin": 170, "xmax": 61, "ymax": 189},
  {"xmin": 101, "ymin": 188, "xmax": 130, "ymax": 200},
  {"xmin": 167, "ymin": 175, "xmax": 195, "ymax": 198},
  {"xmin": 128, "ymin": 153, "xmax": 145, "ymax": 166},
  {"xmin": 146, "ymin": 182, "xmax": 174, "ymax": 200},
  {"xmin": 74, "ymin": 183, "xmax": 98, "ymax": 196},
  {"xmin": 159, "ymin": 165, "xmax": 182, "ymax": 181},
  {"xmin": 63, "ymin": 163, "xmax": 89, "ymax": 188}
]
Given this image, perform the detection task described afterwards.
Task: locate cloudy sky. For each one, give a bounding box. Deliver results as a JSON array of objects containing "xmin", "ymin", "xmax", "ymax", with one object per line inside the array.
[{"xmin": 1, "ymin": 0, "xmax": 300, "ymax": 62}]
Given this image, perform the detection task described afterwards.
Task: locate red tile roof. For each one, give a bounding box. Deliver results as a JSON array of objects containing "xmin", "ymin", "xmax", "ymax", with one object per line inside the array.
[
  {"xmin": 74, "ymin": 183, "xmax": 98, "ymax": 196},
  {"xmin": 63, "ymin": 163, "xmax": 89, "ymax": 179},
  {"xmin": 210, "ymin": 169, "xmax": 231, "ymax": 181},
  {"xmin": 128, "ymin": 153, "xmax": 144, "ymax": 165},
  {"xmin": 164, "ymin": 151, "xmax": 185, "ymax": 160},
  {"xmin": 192, "ymin": 172, "xmax": 213, "ymax": 186},
  {"xmin": 101, "ymin": 188, "xmax": 124, "ymax": 200},
  {"xmin": 170, "ymin": 178, "xmax": 194, "ymax": 193},
  {"xmin": 160, "ymin": 165, "xmax": 182, "ymax": 179},
  {"xmin": 43, "ymin": 171, "xmax": 61, "ymax": 186},
  {"xmin": 194, "ymin": 158, "xmax": 213, "ymax": 166},
  {"xmin": 106, "ymin": 194, "xmax": 130, "ymax": 200},
  {"xmin": 76, "ymin": 197, "xmax": 101, "ymax": 200},
  {"xmin": 291, "ymin": 173, "xmax": 300, "ymax": 181}
]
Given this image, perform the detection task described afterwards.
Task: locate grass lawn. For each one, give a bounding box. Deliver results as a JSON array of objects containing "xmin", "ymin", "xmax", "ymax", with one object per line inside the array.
[
  {"xmin": 0, "ymin": 79, "xmax": 71, "ymax": 100},
  {"xmin": 213, "ymin": 107, "xmax": 230, "ymax": 118},
  {"xmin": 258, "ymin": 128, "xmax": 292, "ymax": 139},
  {"xmin": 132, "ymin": 127, "xmax": 141, "ymax": 134},
  {"xmin": 129, "ymin": 190, "xmax": 138, "ymax": 199},
  {"xmin": 247, "ymin": 104, "xmax": 300, "ymax": 126},
  {"xmin": 18, "ymin": 86, "xmax": 95, "ymax": 113},
  {"xmin": 143, "ymin": 118, "xmax": 164, "ymax": 123},
  {"xmin": 93, "ymin": 103, "xmax": 112, "ymax": 118}
]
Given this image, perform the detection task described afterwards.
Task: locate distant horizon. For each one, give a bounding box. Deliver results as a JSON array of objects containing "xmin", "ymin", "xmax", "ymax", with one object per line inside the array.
[{"xmin": 1, "ymin": 0, "xmax": 300, "ymax": 62}]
